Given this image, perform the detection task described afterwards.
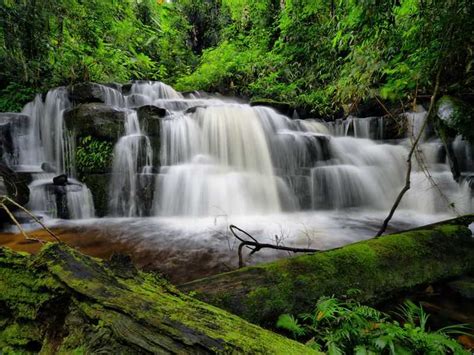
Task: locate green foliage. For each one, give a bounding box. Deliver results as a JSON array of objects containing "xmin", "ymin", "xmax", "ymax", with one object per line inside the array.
[
  {"xmin": 0, "ymin": 0, "xmax": 195, "ymax": 110},
  {"xmin": 75, "ymin": 136, "xmax": 113, "ymax": 177},
  {"xmin": 277, "ymin": 296, "xmax": 470, "ymax": 354},
  {"xmin": 0, "ymin": 82, "xmax": 36, "ymax": 112},
  {"xmin": 176, "ymin": 0, "xmax": 474, "ymax": 116}
]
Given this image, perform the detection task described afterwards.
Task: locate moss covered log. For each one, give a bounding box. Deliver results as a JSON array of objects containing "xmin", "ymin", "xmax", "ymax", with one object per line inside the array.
[
  {"xmin": 0, "ymin": 244, "xmax": 315, "ymax": 354},
  {"xmin": 180, "ymin": 215, "xmax": 474, "ymax": 327}
]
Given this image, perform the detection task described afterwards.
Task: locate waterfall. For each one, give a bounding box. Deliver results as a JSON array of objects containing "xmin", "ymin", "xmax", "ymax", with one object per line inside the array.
[
  {"xmin": 108, "ymin": 110, "xmax": 153, "ymax": 217},
  {"xmin": 2, "ymin": 80, "xmax": 472, "ymax": 222}
]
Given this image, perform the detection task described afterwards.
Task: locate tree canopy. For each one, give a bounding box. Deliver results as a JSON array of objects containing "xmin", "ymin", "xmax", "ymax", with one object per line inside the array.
[{"xmin": 1, "ymin": 0, "xmax": 473, "ymax": 115}]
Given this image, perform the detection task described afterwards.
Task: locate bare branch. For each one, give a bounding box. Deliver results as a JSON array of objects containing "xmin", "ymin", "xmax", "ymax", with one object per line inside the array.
[{"xmin": 229, "ymin": 225, "xmax": 320, "ymax": 268}]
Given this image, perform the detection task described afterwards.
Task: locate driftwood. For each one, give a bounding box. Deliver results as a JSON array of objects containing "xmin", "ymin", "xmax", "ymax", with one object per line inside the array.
[
  {"xmin": 0, "ymin": 243, "xmax": 315, "ymax": 354},
  {"xmin": 230, "ymin": 224, "xmax": 320, "ymax": 268},
  {"xmin": 181, "ymin": 215, "xmax": 474, "ymax": 327}
]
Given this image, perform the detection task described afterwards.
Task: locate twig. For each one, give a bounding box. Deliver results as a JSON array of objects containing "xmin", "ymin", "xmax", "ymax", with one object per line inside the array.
[
  {"xmin": 1, "ymin": 196, "xmax": 61, "ymax": 243},
  {"xmin": 375, "ymin": 70, "xmax": 442, "ymax": 237},
  {"xmin": 230, "ymin": 225, "xmax": 320, "ymax": 268}
]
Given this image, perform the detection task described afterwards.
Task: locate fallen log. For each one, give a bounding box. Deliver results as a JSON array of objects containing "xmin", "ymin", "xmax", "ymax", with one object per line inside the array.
[
  {"xmin": 0, "ymin": 243, "xmax": 315, "ymax": 354},
  {"xmin": 180, "ymin": 215, "xmax": 474, "ymax": 327}
]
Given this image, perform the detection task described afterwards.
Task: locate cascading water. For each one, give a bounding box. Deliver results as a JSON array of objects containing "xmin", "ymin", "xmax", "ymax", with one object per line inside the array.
[
  {"xmin": 2, "ymin": 80, "xmax": 472, "ymax": 255},
  {"xmin": 4, "ymin": 87, "xmax": 95, "ymax": 219},
  {"xmin": 108, "ymin": 110, "xmax": 153, "ymax": 217}
]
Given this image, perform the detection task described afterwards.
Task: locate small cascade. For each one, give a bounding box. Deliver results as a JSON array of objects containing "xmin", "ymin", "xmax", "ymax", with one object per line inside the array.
[
  {"xmin": 108, "ymin": 110, "xmax": 153, "ymax": 217},
  {"xmin": 5, "ymin": 87, "xmax": 95, "ymax": 219},
  {"xmin": 154, "ymin": 105, "xmax": 291, "ymax": 216},
  {"xmin": 28, "ymin": 174, "xmax": 94, "ymax": 219}
]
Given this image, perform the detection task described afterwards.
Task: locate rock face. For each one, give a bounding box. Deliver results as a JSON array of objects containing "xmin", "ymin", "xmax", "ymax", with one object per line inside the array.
[
  {"xmin": 0, "ymin": 243, "xmax": 314, "ymax": 354},
  {"xmin": 136, "ymin": 105, "xmax": 166, "ymax": 166},
  {"xmin": 0, "ymin": 113, "xmax": 29, "ymax": 166},
  {"xmin": 69, "ymin": 82, "xmax": 111, "ymax": 104},
  {"xmin": 181, "ymin": 215, "xmax": 474, "ymax": 327},
  {"xmin": 64, "ymin": 103, "xmax": 126, "ymax": 142}
]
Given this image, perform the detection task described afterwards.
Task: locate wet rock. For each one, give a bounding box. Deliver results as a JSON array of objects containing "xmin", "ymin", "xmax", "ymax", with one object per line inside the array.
[
  {"xmin": 185, "ymin": 105, "xmax": 207, "ymax": 114},
  {"xmin": 81, "ymin": 174, "xmax": 111, "ymax": 217},
  {"xmin": 41, "ymin": 162, "xmax": 56, "ymax": 173},
  {"xmin": 124, "ymin": 93, "xmax": 149, "ymax": 108},
  {"xmin": 121, "ymin": 82, "xmax": 133, "ymax": 95},
  {"xmin": 64, "ymin": 103, "xmax": 126, "ymax": 142},
  {"xmin": 137, "ymin": 105, "xmax": 167, "ymax": 133},
  {"xmin": 53, "ymin": 174, "xmax": 68, "ymax": 186},
  {"xmin": 136, "ymin": 105, "xmax": 165, "ymax": 167},
  {"xmin": 250, "ymin": 98, "xmax": 293, "ymax": 116},
  {"xmin": 0, "ymin": 113, "xmax": 29, "ymax": 165},
  {"xmin": 68, "ymin": 82, "xmax": 108, "ymax": 103}
]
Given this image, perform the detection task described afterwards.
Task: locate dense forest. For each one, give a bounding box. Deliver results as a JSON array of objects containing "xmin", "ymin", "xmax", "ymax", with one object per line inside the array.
[{"xmin": 1, "ymin": 0, "xmax": 473, "ymax": 118}]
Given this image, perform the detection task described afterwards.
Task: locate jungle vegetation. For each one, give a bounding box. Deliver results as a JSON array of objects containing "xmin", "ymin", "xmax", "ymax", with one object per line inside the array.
[{"xmin": 1, "ymin": 0, "xmax": 473, "ymax": 114}]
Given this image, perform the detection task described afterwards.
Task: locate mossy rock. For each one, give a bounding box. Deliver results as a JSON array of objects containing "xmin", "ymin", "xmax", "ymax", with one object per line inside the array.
[
  {"xmin": 181, "ymin": 215, "xmax": 474, "ymax": 327},
  {"xmin": 81, "ymin": 174, "xmax": 111, "ymax": 217},
  {"xmin": 64, "ymin": 103, "xmax": 126, "ymax": 142},
  {"xmin": 0, "ymin": 243, "xmax": 315, "ymax": 354}
]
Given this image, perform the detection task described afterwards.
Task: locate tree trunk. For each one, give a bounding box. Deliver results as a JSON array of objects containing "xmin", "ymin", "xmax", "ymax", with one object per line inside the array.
[
  {"xmin": 0, "ymin": 243, "xmax": 315, "ymax": 354},
  {"xmin": 180, "ymin": 215, "xmax": 474, "ymax": 327}
]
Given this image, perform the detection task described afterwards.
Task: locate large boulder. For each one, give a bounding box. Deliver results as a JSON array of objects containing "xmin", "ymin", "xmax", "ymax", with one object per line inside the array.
[
  {"xmin": 64, "ymin": 103, "xmax": 126, "ymax": 142},
  {"xmin": 68, "ymin": 82, "xmax": 123, "ymax": 104},
  {"xmin": 68, "ymin": 82, "xmax": 107, "ymax": 103}
]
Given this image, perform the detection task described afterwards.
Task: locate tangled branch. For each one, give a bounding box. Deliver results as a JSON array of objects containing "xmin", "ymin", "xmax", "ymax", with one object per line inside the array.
[{"xmin": 229, "ymin": 224, "xmax": 320, "ymax": 268}]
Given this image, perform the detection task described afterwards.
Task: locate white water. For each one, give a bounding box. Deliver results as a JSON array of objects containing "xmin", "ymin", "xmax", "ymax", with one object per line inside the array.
[
  {"xmin": 108, "ymin": 110, "xmax": 153, "ymax": 217},
  {"xmin": 7, "ymin": 87, "xmax": 95, "ymax": 219}
]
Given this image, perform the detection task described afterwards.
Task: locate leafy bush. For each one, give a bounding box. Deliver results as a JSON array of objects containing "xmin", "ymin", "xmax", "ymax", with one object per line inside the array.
[
  {"xmin": 277, "ymin": 295, "xmax": 470, "ymax": 354},
  {"xmin": 75, "ymin": 136, "xmax": 113, "ymax": 178},
  {"xmin": 0, "ymin": 83, "xmax": 36, "ymax": 112}
]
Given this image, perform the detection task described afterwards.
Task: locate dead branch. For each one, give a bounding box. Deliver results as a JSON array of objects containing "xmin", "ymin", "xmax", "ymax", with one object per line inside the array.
[
  {"xmin": 0, "ymin": 195, "xmax": 61, "ymax": 243},
  {"xmin": 375, "ymin": 70, "xmax": 441, "ymax": 237},
  {"xmin": 229, "ymin": 224, "xmax": 320, "ymax": 268}
]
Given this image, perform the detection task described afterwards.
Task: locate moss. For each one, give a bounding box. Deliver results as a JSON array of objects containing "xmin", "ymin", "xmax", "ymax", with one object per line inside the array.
[
  {"xmin": 1, "ymin": 243, "xmax": 316, "ymax": 354},
  {"xmin": 182, "ymin": 216, "xmax": 474, "ymax": 327}
]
